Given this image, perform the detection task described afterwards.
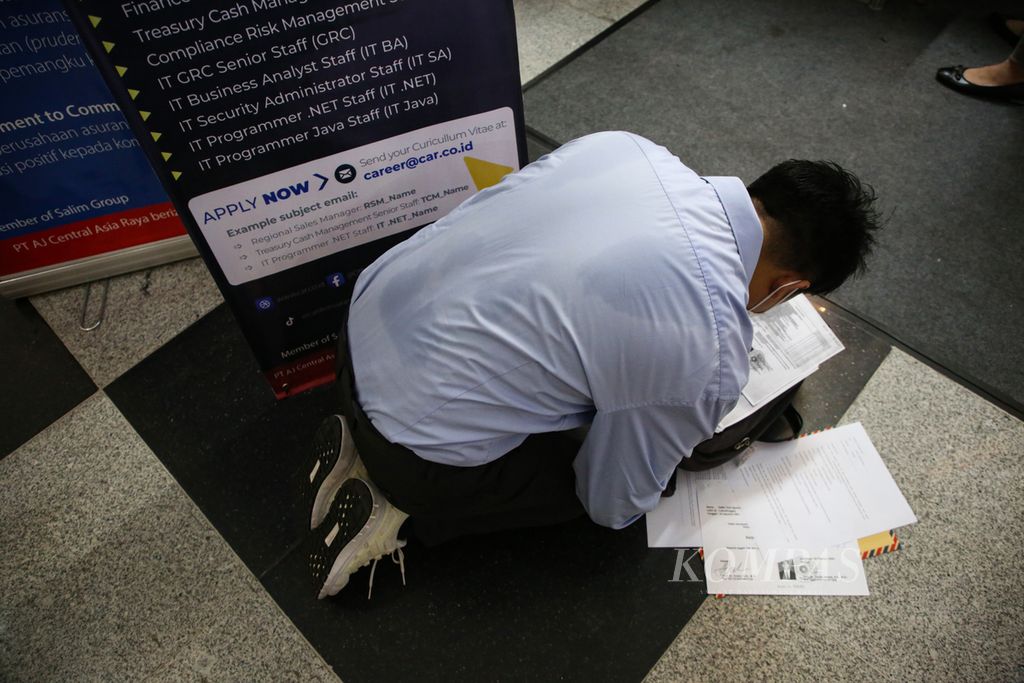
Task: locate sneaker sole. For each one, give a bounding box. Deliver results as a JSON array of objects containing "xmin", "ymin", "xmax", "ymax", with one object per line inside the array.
[
  {"xmin": 308, "ymin": 415, "xmax": 361, "ymax": 530},
  {"xmin": 313, "ymin": 475, "xmax": 405, "ymax": 598},
  {"xmin": 310, "ymin": 478, "xmax": 392, "ymax": 599}
]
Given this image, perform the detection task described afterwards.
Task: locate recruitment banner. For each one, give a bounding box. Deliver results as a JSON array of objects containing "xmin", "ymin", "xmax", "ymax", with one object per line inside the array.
[
  {"xmin": 0, "ymin": 0, "xmax": 190, "ymax": 297},
  {"xmin": 64, "ymin": 0, "xmax": 526, "ymax": 397}
]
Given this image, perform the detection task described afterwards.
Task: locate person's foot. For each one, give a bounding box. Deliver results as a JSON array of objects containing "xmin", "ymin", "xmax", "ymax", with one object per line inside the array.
[
  {"xmin": 310, "ymin": 477, "xmax": 409, "ymax": 599},
  {"xmin": 308, "ymin": 415, "xmax": 367, "ymax": 530},
  {"xmin": 935, "ymin": 59, "xmax": 1024, "ymax": 103},
  {"xmin": 962, "ymin": 59, "xmax": 1024, "ymax": 86}
]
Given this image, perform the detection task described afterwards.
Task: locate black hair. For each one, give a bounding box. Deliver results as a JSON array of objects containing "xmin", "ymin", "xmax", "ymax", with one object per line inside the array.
[{"xmin": 747, "ymin": 160, "xmax": 881, "ymax": 295}]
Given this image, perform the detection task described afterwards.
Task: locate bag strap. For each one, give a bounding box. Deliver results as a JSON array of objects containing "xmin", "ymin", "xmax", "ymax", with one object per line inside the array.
[{"xmin": 758, "ymin": 405, "xmax": 804, "ymax": 443}]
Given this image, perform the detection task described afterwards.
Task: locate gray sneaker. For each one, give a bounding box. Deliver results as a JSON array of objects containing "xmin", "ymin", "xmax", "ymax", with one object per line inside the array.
[{"xmin": 309, "ymin": 476, "xmax": 409, "ymax": 599}]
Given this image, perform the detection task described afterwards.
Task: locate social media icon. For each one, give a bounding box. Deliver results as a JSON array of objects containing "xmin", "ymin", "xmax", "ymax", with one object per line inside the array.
[
  {"xmin": 285, "ymin": 316, "xmax": 295, "ymax": 327},
  {"xmin": 256, "ymin": 297, "xmax": 275, "ymax": 311},
  {"xmin": 326, "ymin": 273, "xmax": 345, "ymax": 288}
]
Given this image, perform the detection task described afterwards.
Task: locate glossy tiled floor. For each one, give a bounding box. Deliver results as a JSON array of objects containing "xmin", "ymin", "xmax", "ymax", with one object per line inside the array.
[{"xmin": 3, "ymin": 1, "xmax": 1023, "ymax": 681}]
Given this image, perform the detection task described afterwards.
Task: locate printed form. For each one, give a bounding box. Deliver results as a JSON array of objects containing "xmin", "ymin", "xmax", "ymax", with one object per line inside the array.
[
  {"xmin": 698, "ymin": 460, "xmax": 869, "ymax": 596},
  {"xmin": 647, "ymin": 424, "xmax": 916, "ymax": 595},
  {"xmin": 718, "ymin": 295, "xmax": 844, "ymax": 430},
  {"xmin": 720, "ymin": 423, "xmax": 917, "ymax": 549}
]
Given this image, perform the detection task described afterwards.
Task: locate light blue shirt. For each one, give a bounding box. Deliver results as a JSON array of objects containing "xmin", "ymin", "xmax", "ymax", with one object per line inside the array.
[{"xmin": 349, "ymin": 131, "xmax": 763, "ymax": 529}]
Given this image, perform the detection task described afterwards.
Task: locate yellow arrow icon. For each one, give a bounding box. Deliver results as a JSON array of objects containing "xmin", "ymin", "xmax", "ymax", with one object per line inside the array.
[
  {"xmin": 140, "ymin": 111, "xmax": 151, "ymax": 121},
  {"xmin": 162, "ymin": 152, "xmax": 172, "ymax": 161},
  {"xmin": 89, "ymin": 15, "xmax": 102, "ymax": 28},
  {"xmin": 103, "ymin": 41, "xmax": 115, "ymax": 53},
  {"xmin": 172, "ymin": 171, "xmax": 182, "ymax": 180},
  {"xmin": 115, "ymin": 65, "xmax": 127, "ymax": 77},
  {"xmin": 128, "ymin": 89, "xmax": 140, "ymax": 100},
  {"xmin": 463, "ymin": 157, "xmax": 514, "ymax": 191},
  {"xmin": 151, "ymin": 132, "xmax": 161, "ymax": 142}
]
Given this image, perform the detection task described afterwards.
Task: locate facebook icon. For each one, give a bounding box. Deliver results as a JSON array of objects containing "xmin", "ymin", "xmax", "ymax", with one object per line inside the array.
[{"xmin": 326, "ymin": 273, "xmax": 345, "ymax": 288}]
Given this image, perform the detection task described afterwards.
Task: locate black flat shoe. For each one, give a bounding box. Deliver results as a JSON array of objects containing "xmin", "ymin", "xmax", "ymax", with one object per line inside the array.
[
  {"xmin": 987, "ymin": 12, "xmax": 1023, "ymax": 48},
  {"xmin": 935, "ymin": 65, "xmax": 1024, "ymax": 103}
]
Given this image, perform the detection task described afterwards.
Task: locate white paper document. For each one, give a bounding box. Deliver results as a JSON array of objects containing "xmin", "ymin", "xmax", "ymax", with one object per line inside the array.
[
  {"xmin": 703, "ymin": 539, "xmax": 869, "ymax": 596},
  {"xmin": 698, "ymin": 468, "xmax": 868, "ymax": 595},
  {"xmin": 742, "ymin": 295, "xmax": 844, "ymax": 404},
  {"xmin": 646, "ymin": 469, "xmax": 702, "ymax": 548},
  {"xmin": 709, "ymin": 423, "xmax": 917, "ymax": 550},
  {"xmin": 718, "ymin": 296, "xmax": 844, "ymax": 431}
]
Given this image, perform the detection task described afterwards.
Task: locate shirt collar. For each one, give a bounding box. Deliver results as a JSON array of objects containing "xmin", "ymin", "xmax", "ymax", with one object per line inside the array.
[{"xmin": 703, "ymin": 176, "xmax": 763, "ymax": 286}]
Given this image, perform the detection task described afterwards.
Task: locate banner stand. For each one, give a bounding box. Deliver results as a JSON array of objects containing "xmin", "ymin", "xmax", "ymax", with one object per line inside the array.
[
  {"xmin": 64, "ymin": 0, "xmax": 527, "ymax": 398},
  {"xmin": 0, "ymin": 1, "xmax": 192, "ymax": 299}
]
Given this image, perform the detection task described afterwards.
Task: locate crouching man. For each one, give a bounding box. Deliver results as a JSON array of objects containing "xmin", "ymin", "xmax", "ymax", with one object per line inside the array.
[{"xmin": 306, "ymin": 131, "xmax": 880, "ymax": 598}]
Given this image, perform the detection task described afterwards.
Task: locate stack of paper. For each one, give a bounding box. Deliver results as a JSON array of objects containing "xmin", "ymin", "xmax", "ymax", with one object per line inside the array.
[
  {"xmin": 717, "ymin": 295, "xmax": 844, "ymax": 431},
  {"xmin": 646, "ymin": 424, "xmax": 917, "ymax": 596}
]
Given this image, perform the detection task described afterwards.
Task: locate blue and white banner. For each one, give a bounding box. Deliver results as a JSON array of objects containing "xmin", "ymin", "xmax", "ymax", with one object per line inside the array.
[{"xmin": 0, "ymin": 0, "xmax": 185, "ymax": 286}]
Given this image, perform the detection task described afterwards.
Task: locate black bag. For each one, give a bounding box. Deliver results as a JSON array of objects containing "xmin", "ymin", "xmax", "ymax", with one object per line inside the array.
[
  {"xmin": 662, "ymin": 382, "xmax": 804, "ymax": 494},
  {"xmin": 683, "ymin": 381, "xmax": 804, "ymax": 471}
]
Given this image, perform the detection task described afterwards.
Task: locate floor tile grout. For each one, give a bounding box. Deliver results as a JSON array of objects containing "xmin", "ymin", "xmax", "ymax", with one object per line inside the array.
[
  {"xmin": 256, "ymin": 535, "xmax": 309, "ymax": 582},
  {"xmin": 2, "ymin": 387, "xmax": 103, "ymax": 462}
]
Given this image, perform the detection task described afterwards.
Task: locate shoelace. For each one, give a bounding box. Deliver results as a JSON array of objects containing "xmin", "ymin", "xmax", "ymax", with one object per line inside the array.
[{"xmin": 366, "ymin": 547, "xmax": 406, "ymax": 599}]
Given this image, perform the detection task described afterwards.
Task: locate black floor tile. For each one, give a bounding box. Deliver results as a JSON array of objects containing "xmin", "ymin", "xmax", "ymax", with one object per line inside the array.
[
  {"xmin": 524, "ymin": 0, "xmax": 1024, "ymax": 411},
  {"xmin": 792, "ymin": 296, "xmax": 892, "ymax": 432},
  {"xmin": 264, "ymin": 518, "xmax": 705, "ymax": 683},
  {"xmin": 106, "ymin": 301, "xmax": 707, "ymax": 682},
  {"xmin": 0, "ymin": 297, "xmax": 95, "ymax": 458},
  {"xmin": 105, "ymin": 293, "xmax": 883, "ymax": 683}
]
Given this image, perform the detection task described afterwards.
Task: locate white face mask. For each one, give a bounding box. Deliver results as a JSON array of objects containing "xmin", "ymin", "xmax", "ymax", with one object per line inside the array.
[{"xmin": 748, "ymin": 280, "xmax": 803, "ymax": 314}]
